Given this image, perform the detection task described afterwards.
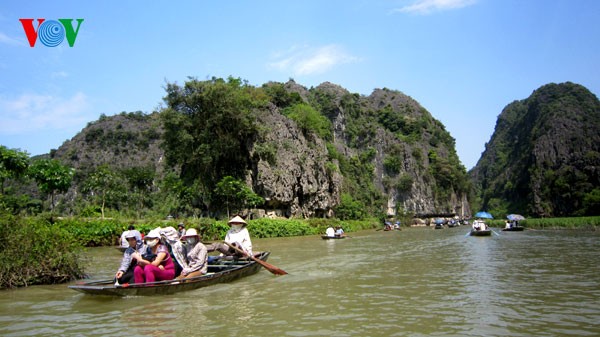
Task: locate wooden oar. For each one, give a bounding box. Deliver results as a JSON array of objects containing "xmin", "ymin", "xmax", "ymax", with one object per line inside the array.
[{"xmin": 224, "ymin": 242, "xmax": 288, "ymax": 275}]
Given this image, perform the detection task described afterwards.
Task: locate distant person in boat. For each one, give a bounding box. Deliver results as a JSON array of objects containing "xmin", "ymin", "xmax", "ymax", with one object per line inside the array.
[
  {"xmin": 114, "ymin": 230, "xmax": 145, "ymax": 284},
  {"xmin": 175, "ymin": 228, "xmax": 208, "ymax": 280},
  {"xmin": 335, "ymin": 226, "xmax": 345, "ymax": 237},
  {"xmin": 505, "ymin": 221, "xmax": 511, "ymax": 229},
  {"xmin": 207, "ymin": 215, "xmax": 253, "ymax": 257},
  {"xmin": 325, "ymin": 226, "xmax": 335, "ymax": 237},
  {"xmin": 120, "ymin": 225, "xmax": 142, "ymax": 248},
  {"xmin": 384, "ymin": 221, "xmax": 393, "ymax": 230},
  {"xmin": 132, "ymin": 229, "xmax": 176, "ymax": 283},
  {"xmin": 473, "ymin": 220, "xmax": 485, "ymax": 231},
  {"xmin": 177, "ymin": 223, "xmax": 186, "ymax": 238}
]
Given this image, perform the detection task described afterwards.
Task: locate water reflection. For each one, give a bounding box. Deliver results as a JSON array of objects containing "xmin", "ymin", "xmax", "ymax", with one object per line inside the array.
[{"xmin": 0, "ymin": 228, "xmax": 599, "ymax": 336}]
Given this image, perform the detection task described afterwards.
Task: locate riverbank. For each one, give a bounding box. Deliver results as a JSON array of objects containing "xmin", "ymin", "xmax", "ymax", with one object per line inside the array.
[
  {"xmin": 2, "ymin": 214, "xmax": 598, "ymax": 289},
  {"xmin": 485, "ymin": 216, "xmax": 600, "ymax": 230}
]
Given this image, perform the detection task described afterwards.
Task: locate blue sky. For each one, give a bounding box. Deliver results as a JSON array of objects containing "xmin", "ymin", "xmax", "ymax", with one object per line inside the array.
[{"xmin": 1, "ymin": 0, "xmax": 599, "ymax": 169}]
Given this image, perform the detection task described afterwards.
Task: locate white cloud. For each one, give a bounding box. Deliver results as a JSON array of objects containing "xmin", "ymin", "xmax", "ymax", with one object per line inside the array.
[
  {"xmin": 0, "ymin": 92, "xmax": 91, "ymax": 135},
  {"xmin": 393, "ymin": 0, "xmax": 477, "ymax": 15},
  {"xmin": 0, "ymin": 32, "xmax": 25, "ymax": 46},
  {"xmin": 268, "ymin": 44, "xmax": 359, "ymax": 76}
]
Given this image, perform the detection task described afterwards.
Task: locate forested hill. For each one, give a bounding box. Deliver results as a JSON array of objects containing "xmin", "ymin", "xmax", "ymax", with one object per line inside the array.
[
  {"xmin": 46, "ymin": 77, "xmax": 469, "ymax": 219},
  {"xmin": 469, "ymin": 82, "xmax": 600, "ymax": 217}
]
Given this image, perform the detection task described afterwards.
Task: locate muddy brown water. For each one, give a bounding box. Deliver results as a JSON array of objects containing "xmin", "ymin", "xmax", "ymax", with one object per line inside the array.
[{"xmin": 1, "ymin": 227, "xmax": 598, "ymax": 336}]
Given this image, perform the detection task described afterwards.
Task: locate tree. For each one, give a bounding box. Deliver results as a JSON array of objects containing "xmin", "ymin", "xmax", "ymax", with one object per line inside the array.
[
  {"xmin": 283, "ymin": 103, "xmax": 332, "ymax": 140},
  {"xmin": 82, "ymin": 165, "xmax": 123, "ymax": 219},
  {"xmin": 334, "ymin": 193, "xmax": 366, "ymax": 220},
  {"xmin": 0, "ymin": 146, "xmax": 29, "ymax": 194},
  {"xmin": 160, "ymin": 76, "xmax": 264, "ymax": 211},
  {"xmin": 122, "ymin": 166, "xmax": 155, "ymax": 218},
  {"xmin": 28, "ymin": 159, "xmax": 74, "ymax": 211},
  {"xmin": 214, "ymin": 176, "xmax": 264, "ymax": 218}
]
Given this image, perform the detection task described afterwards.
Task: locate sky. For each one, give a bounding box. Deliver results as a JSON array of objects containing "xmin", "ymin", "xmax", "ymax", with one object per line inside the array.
[{"xmin": 1, "ymin": 0, "xmax": 599, "ymax": 170}]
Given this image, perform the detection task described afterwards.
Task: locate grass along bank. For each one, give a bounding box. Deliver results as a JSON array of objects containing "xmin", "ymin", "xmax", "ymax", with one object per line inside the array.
[
  {"xmin": 0, "ymin": 215, "xmax": 379, "ymax": 289},
  {"xmin": 485, "ymin": 216, "xmax": 600, "ymax": 230}
]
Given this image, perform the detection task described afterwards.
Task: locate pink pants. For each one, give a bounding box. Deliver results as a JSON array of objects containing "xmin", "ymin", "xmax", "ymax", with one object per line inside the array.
[{"xmin": 133, "ymin": 265, "xmax": 175, "ymax": 283}]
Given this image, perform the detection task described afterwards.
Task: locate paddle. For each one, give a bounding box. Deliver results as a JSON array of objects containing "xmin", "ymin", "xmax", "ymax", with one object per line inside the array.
[
  {"xmin": 224, "ymin": 242, "xmax": 288, "ymax": 275},
  {"xmin": 491, "ymin": 229, "xmax": 500, "ymax": 236}
]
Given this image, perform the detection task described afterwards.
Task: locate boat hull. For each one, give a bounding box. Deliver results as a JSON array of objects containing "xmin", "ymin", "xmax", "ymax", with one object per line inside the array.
[
  {"xmin": 69, "ymin": 251, "xmax": 270, "ymax": 296},
  {"xmin": 502, "ymin": 226, "xmax": 525, "ymax": 231},
  {"xmin": 321, "ymin": 235, "xmax": 345, "ymax": 240},
  {"xmin": 470, "ymin": 229, "xmax": 492, "ymax": 236}
]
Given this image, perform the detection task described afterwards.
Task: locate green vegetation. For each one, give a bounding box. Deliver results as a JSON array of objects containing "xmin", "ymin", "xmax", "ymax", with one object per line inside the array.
[
  {"xmin": 0, "ymin": 214, "xmax": 85, "ymax": 289},
  {"xmin": 1, "ymin": 77, "xmax": 472, "ymax": 221},
  {"xmin": 486, "ymin": 216, "xmax": 600, "ymax": 230},
  {"xmin": 471, "ymin": 82, "xmax": 600, "ymax": 217},
  {"xmin": 283, "ymin": 103, "xmax": 332, "ymax": 140},
  {"xmin": 160, "ymin": 76, "xmax": 266, "ymax": 214}
]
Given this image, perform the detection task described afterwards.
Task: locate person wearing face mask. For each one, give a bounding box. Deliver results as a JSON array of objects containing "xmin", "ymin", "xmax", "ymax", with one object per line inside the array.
[
  {"xmin": 175, "ymin": 228, "xmax": 208, "ymax": 280},
  {"xmin": 205, "ymin": 215, "xmax": 253, "ymax": 257},
  {"xmin": 223, "ymin": 215, "xmax": 253, "ymax": 256},
  {"xmin": 132, "ymin": 229, "xmax": 175, "ymax": 283},
  {"xmin": 114, "ymin": 230, "xmax": 145, "ymax": 284}
]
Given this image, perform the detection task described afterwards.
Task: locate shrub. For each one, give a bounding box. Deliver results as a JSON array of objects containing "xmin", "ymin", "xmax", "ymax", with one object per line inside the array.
[{"xmin": 0, "ymin": 214, "xmax": 85, "ymax": 289}]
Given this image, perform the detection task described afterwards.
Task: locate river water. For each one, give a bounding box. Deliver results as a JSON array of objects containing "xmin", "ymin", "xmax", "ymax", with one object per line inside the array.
[{"xmin": 1, "ymin": 227, "xmax": 599, "ymax": 337}]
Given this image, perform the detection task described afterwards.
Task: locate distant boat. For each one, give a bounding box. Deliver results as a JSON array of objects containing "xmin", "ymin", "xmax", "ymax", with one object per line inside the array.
[
  {"xmin": 502, "ymin": 226, "xmax": 525, "ymax": 232},
  {"xmin": 321, "ymin": 235, "xmax": 346, "ymax": 240},
  {"xmin": 470, "ymin": 219, "xmax": 492, "ymax": 236},
  {"xmin": 470, "ymin": 229, "xmax": 492, "ymax": 236},
  {"xmin": 504, "ymin": 214, "xmax": 525, "ymax": 231}
]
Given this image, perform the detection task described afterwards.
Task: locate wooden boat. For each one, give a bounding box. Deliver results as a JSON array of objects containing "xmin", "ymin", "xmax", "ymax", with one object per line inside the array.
[
  {"xmin": 470, "ymin": 229, "xmax": 492, "ymax": 236},
  {"xmin": 502, "ymin": 226, "xmax": 525, "ymax": 231},
  {"xmin": 68, "ymin": 251, "xmax": 270, "ymax": 296},
  {"xmin": 321, "ymin": 235, "xmax": 346, "ymax": 240}
]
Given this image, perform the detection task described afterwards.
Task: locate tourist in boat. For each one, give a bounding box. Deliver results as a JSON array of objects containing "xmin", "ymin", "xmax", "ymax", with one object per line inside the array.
[
  {"xmin": 177, "ymin": 223, "xmax": 186, "ymax": 237},
  {"xmin": 119, "ymin": 225, "xmax": 142, "ymax": 248},
  {"xmin": 325, "ymin": 226, "xmax": 335, "ymax": 237},
  {"xmin": 175, "ymin": 228, "xmax": 208, "ymax": 280},
  {"xmin": 223, "ymin": 215, "xmax": 253, "ymax": 256},
  {"xmin": 335, "ymin": 226, "xmax": 345, "ymax": 237},
  {"xmin": 207, "ymin": 215, "xmax": 253, "ymax": 257},
  {"xmin": 132, "ymin": 229, "xmax": 176, "ymax": 283},
  {"xmin": 479, "ymin": 221, "xmax": 487, "ymax": 231},
  {"xmin": 114, "ymin": 230, "xmax": 145, "ymax": 284},
  {"xmin": 505, "ymin": 220, "xmax": 511, "ymax": 229}
]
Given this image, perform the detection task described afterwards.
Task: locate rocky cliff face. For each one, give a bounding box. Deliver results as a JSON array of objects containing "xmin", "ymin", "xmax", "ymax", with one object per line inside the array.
[
  {"xmin": 247, "ymin": 104, "xmax": 342, "ymax": 218},
  {"xmin": 470, "ymin": 82, "xmax": 600, "ymax": 216},
  {"xmin": 262, "ymin": 81, "xmax": 470, "ymax": 218},
  {"xmin": 53, "ymin": 80, "xmax": 470, "ymax": 219}
]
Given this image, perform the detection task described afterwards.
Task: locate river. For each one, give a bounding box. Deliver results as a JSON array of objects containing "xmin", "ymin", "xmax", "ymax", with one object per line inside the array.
[{"xmin": 1, "ymin": 227, "xmax": 599, "ymax": 336}]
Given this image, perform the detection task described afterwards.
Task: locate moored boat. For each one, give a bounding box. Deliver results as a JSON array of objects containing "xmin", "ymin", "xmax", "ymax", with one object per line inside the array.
[
  {"xmin": 321, "ymin": 235, "xmax": 346, "ymax": 240},
  {"xmin": 68, "ymin": 251, "xmax": 270, "ymax": 296},
  {"xmin": 502, "ymin": 226, "xmax": 525, "ymax": 231}
]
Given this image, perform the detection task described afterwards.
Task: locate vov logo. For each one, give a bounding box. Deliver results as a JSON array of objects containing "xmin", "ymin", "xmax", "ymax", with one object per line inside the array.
[{"xmin": 19, "ymin": 19, "xmax": 84, "ymax": 47}]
